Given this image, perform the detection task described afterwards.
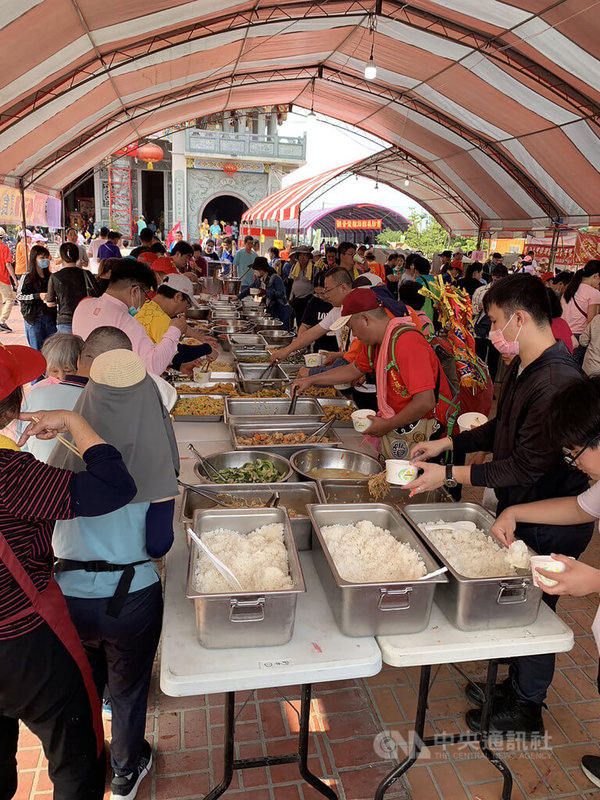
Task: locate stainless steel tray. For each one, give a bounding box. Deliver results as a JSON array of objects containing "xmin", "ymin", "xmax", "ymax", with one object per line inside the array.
[
  {"xmin": 186, "ymin": 507, "xmax": 305, "ymax": 648},
  {"xmin": 402, "ymin": 502, "xmax": 542, "ymax": 631},
  {"xmin": 180, "ymin": 481, "xmax": 324, "ymax": 550},
  {"xmin": 316, "ymin": 397, "xmax": 359, "ymax": 427},
  {"xmin": 319, "ymin": 479, "xmax": 452, "ymax": 508},
  {"xmin": 230, "ymin": 421, "xmax": 342, "ymax": 457},
  {"xmin": 307, "ymin": 503, "xmax": 446, "ymax": 637},
  {"xmin": 224, "ymin": 397, "xmax": 324, "ymax": 425},
  {"xmin": 231, "ymin": 347, "xmax": 269, "ymax": 362},
  {"xmin": 236, "ymin": 363, "xmax": 288, "ymax": 394},
  {"xmin": 174, "ymin": 381, "xmax": 240, "ymax": 396},
  {"xmin": 228, "ymin": 333, "xmax": 268, "ymax": 348},
  {"xmin": 172, "ymin": 394, "xmax": 224, "ymax": 422}
]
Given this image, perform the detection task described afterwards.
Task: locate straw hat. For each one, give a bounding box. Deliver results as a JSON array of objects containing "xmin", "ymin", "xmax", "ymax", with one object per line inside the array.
[{"xmin": 90, "ymin": 349, "xmax": 146, "ymax": 388}]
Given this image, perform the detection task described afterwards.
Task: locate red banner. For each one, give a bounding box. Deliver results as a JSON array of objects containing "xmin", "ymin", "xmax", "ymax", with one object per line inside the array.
[
  {"xmin": 531, "ymin": 244, "xmax": 574, "ymax": 269},
  {"xmin": 0, "ymin": 185, "xmax": 49, "ymax": 226},
  {"xmin": 241, "ymin": 226, "xmax": 277, "ymax": 237},
  {"xmin": 574, "ymin": 233, "xmax": 600, "ymax": 265},
  {"xmin": 335, "ymin": 218, "xmax": 382, "ymax": 230}
]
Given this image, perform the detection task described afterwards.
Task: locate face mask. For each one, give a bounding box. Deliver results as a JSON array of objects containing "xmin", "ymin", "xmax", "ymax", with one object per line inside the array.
[
  {"xmin": 128, "ymin": 289, "xmax": 142, "ymax": 316},
  {"xmin": 489, "ymin": 313, "xmax": 522, "ymax": 355},
  {"xmin": 38, "ymin": 258, "xmax": 50, "ymax": 269}
]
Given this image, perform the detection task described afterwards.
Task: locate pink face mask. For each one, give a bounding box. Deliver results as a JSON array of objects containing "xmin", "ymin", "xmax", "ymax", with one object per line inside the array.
[{"xmin": 489, "ymin": 313, "xmax": 522, "ymax": 356}]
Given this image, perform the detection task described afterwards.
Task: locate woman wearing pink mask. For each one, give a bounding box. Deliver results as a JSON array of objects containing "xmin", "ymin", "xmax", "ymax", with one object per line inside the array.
[{"xmin": 405, "ymin": 274, "xmax": 593, "ymax": 742}]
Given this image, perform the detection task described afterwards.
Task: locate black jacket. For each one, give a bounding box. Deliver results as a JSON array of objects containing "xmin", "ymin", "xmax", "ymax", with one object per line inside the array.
[{"xmin": 453, "ymin": 343, "xmax": 589, "ymax": 510}]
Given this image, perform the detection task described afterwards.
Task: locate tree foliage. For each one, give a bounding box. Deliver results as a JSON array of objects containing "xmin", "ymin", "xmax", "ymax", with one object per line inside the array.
[{"xmin": 376, "ymin": 208, "xmax": 483, "ymax": 256}]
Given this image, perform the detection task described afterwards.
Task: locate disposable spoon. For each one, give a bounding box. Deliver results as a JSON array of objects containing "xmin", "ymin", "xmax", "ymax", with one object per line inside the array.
[{"xmin": 186, "ymin": 527, "xmax": 243, "ymax": 591}]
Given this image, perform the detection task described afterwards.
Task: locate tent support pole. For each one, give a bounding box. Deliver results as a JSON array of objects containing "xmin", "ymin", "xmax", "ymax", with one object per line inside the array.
[
  {"xmin": 296, "ymin": 203, "xmax": 301, "ymax": 244},
  {"xmin": 476, "ymin": 219, "xmax": 483, "ymax": 251},
  {"xmin": 549, "ymin": 221, "xmax": 560, "ymax": 274},
  {"xmin": 19, "ymin": 178, "xmax": 29, "ymax": 263}
]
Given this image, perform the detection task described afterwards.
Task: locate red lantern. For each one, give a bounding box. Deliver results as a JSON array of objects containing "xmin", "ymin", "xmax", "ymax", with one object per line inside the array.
[
  {"xmin": 114, "ymin": 141, "xmax": 138, "ymax": 157},
  {"xmin": 137, "ymin": 142, "xmax": 164, "ymax": 170},
  {"xmin": 223, "ymin": 162, "xmax": 238, "ymax": 176}
]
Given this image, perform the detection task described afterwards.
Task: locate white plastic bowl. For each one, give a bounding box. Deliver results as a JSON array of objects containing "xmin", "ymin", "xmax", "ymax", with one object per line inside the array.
[
  {"xmin": 457, "ymin": 412, "xmax": 488, "ymax": 433},
  {"xmin": 385, "ymin": 459, "xmax": 418, "ymax": 486},
  {"xmin": 530, "ymin": 555, "xmax": 567, "ymax": 588},
  {"xmin": 304, "ymin": 353, "xmax": 326, "ymax": 367},
  {"xmin": 351, "ymin": 408, "xmax": 374, "ymax": 433},
  {"xmin": 192, "ymin": 368, "xmax": 211, "ymax": 385}
]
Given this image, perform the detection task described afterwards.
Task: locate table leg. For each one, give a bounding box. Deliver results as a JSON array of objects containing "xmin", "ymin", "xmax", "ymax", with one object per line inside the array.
[
  {"xmin": 478, "ymin": 660, "xmax": 513, "ymax": 800},
  {"xmin": 203, "ymin": 686, "xmax": 336, "ymax": 799},
  {"xmin": 374, "ymin": 664, "xmax": 431, "ymax": 800},
  {"xmin": 298, "ymin": 684, "xmax": 338, "ymax": 799},
  {"xmin": 204, "ymin": 691, "xmax": 235, "ymax": 800}
]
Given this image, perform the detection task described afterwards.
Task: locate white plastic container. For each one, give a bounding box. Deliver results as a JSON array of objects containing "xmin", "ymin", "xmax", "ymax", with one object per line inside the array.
[
  {"xmin": 304, "ymin": 352, "xmax": 326, "ymax": 367},
  {"xmin": 250, "ymin": 287, "xmax": 260, "ymax": 296},
  {"xmin": 351, "ymin": 408, "xmax": 374, "ymax": 432},
  {"xmin": 457, "ymin": 412, "xmax": 488, "ymax": 433},
  {"xmin": 530, "ymin": 555, "xmax": 567, "ymax": 588},
  {"xmin": 386, "ymin": 459, "xmax": 418, "ymax": 486},
  {"xmin": 192, "ymin": 368, "xmax": 211, "ymax": 385}
]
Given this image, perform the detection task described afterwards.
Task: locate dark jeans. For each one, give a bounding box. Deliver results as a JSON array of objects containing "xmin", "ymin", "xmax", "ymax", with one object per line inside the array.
[
  {"xmin": 509, "ymin": 520, "xmax": 594, "ymax": 704},
  {"xmin": 475, "ymin": 336, "xmax": 500, "ymax": 382},
  {"xmin": 291, "ymin": 297, "xmax": 310, "ymax": 331},
  {"xmin": 0, "ymin": 622, "xmax": 105, "ymax": 800},
  {"xmin": 24, "ymin": 314, "xmax": 56, "ymax": 352},
  {"xmin": 65, "ymin": 582, "xmax": 163, "ymax": 775}
]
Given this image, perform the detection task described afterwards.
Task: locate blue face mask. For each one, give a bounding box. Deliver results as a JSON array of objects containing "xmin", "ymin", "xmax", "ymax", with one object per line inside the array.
[
  {"xmin": 38, "ymin": 258, "xmax": 50, "ymax": 269},
  {"xmin": 128, "ymin": 306, "xmax": 140, "ymax": 317}
]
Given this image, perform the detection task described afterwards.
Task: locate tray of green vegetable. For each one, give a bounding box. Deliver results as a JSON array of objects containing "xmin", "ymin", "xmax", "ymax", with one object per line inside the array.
[{"xmin": 192, "ymin": 450, "xmax": 293, "ymax": 484}]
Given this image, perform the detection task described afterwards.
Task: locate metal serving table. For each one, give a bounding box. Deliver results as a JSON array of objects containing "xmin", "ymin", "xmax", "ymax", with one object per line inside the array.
[
  {"xmin": 374, "ymin": 603, "xmax": 574, "ymax": 800},
  {"xmin": 163, "ymin": 423, "xmax": 381, "ymax": 799}
]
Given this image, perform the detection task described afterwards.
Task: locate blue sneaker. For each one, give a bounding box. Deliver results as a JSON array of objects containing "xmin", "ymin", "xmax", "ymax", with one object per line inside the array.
[{"xmin": 102, "ymin": 699, "xmax": 112, "ymax": 720}]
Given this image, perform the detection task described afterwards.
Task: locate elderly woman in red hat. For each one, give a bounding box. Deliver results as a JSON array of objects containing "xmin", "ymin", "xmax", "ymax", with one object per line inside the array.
[{"xmin": 0, "ymin": 343, "xmax": 137, "ymax": 799}]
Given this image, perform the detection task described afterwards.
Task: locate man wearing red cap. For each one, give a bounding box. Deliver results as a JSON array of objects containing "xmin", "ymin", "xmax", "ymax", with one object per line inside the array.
[{"xmin": 292, "ymin": 288, "xmax": 451, "ymax": 456}]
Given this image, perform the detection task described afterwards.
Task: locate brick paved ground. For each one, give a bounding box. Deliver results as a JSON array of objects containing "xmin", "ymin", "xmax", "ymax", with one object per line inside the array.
[{"xmin": 5, "ymin": 304, "xmax": 600, "ymax": 800}]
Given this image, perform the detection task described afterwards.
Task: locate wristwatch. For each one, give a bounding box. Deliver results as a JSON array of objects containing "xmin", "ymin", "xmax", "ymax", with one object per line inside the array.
[{"xmin": 444, "ymin": 463, "xmax": 458, "ymax": 489}]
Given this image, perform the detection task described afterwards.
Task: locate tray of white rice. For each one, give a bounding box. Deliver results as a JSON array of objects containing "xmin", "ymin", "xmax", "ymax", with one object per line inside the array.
[
  {"xmin": 186, "ymin": 508, "xmax": 305, "ymax": 648},
  {"xmin": 306, "ymin": 503, "xmax": 447, "ymax": 637},
  {"xmin": 403, "ymin": 503, "xmax": 542, "ymax": 631}
]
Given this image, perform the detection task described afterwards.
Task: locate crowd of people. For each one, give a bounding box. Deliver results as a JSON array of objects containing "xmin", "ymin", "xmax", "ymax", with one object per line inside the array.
[{"xmin": 2, "ymin": 220, "xmax": 600, "ymax": 797}]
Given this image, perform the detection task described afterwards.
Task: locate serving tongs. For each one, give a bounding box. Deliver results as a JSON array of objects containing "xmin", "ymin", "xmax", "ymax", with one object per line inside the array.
[
  {"xmin": 259, "ymin": 360, "xmax": 279, "ymax": 380},
  {"xmin": 187, "ymin": 443, "xmax": 227, "ymax": 483},
  {"xmin": 265, "ymin": 490, "xmax": 280, "ymax": 508},
  {"xmin": 287, "ymin": 385, "xmax": 299, "ymax": 415},
  {"xmin": 177, "ymin": 480, "xmax": 231, "ymax": 507},
  {"xmin": 310, "ymin": 417, "xmax": 336, "ymax": 443}
]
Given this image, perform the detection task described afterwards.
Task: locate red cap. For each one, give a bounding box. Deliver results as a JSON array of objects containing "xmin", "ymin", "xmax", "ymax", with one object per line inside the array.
[
  {"xmin": 0, "ymin": 345, "xmax": 47, "ymax": 401},
  {"xmin": 151, "ymin": 256, "xmax": 178, "ymax": 275},
  {"xmin": 329, "ymin": 288, "xmax": 381, "ymax": 330},
  {"xmin": 138, "ymin": 251, "xmax": 158, "ymax": 264}
]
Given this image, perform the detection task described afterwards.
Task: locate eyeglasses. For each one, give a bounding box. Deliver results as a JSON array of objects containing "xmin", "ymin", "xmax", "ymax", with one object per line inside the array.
[{"xmin": 563, "ymin": 436, "xmax": 599, "ymax": 466}]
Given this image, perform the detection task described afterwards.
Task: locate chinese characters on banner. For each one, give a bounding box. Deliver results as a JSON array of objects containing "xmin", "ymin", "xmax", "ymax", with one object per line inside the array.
[
  {"xmin": 0, "ymin": 185, "xmax": 50, "ymax": 227},
  {"xmin": 574, "ymin": 233, "xmax": 600, "ymax": 265},
  {"xmin": 335, "ymin": 219, "xmax": 383, "ymax": 230},
  {"xmin": 531, "ymin": 245, "xmax": 575, "ymax": 268}
]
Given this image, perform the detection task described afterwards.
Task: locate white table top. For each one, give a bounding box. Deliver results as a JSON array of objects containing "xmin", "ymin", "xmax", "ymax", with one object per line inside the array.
[
  {"xmin": 169, "ymin": 388, "xmax": 573, "ymax": 690},
  {"xmin": 160, "ymin": 530, "xmax": 382, "ymax": 697},
  {"xmin": 377, "ymin": 602, "xmax": 574, "ymax": 668}
]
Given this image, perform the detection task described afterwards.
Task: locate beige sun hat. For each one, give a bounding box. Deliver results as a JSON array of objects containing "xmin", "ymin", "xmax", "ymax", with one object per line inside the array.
[{"xmin": 89, "ymin": 349, "xmax": 146, "ymax": 388}]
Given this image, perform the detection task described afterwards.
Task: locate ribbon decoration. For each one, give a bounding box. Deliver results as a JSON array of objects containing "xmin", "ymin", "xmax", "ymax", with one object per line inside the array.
[{"xmin": 417, "ymin": 275, "xmax": 487, "ymax": 391}]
